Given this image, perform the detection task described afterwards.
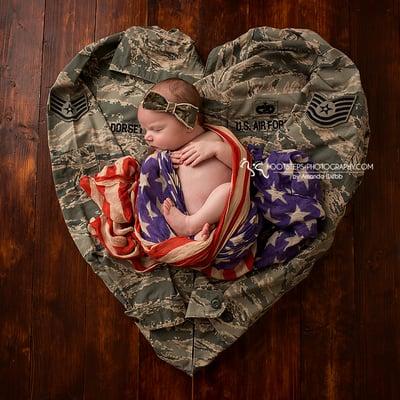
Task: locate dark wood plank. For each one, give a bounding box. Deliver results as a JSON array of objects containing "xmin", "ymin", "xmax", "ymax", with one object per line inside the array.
[
  {"xmin": 194, "ymin": 290, "xmax": 301, "ymax": 400},
  {"xmin": 32, "ymin": 1, "xmax": 96, "ymax": 399},
  {"xmin": 351, "ymin": 1, "xmax": 400, "ymax": 399},
  {"xmin": 0, "ymin": 1, "xmax": 45, "ymax": 399},
  {"xmin": 80, "ymin": 2, "xmax": 148, "ymax": 399},
  {"xmin": 83, "ymin": 278, "xmax": 140, "ymax": 400},
  {"xmin": 148, "ymin": 0, "xmax": 200, "ymax": 41},
  {"xmin": 296, "ymin": 2, "xmax": 357, "ymax": 399},
  {"xmin": 196, "ymin": 0, "xmax": 250, "ymax": 63},
  {"xmin": 301, "ymin": 207, "xmax": 356, "ymax": 400}
]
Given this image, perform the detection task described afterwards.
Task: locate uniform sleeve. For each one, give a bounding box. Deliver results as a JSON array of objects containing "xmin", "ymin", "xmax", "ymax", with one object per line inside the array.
[{"xmin": 47, "ymin": 92, "xmax": 187, "ymax": 331}]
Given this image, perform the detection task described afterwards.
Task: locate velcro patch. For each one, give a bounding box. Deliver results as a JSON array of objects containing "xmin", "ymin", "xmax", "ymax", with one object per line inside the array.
[
  {"xmin": 49, "ymin": 93, "xmax": 89, "ymax": 122},
  {"xmin": 253, "ymin": 99, "xmax": 278, "ymax": 116},
  {"xmin": 306, "ymin": 93, "xmax": 357, "ymax": 127}
]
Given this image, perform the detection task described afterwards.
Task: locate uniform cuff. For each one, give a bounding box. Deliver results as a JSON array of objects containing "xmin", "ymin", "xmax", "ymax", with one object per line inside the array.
[{"xmin": 124, "ymin": 296, "xmax": 186, "ymax": 330}]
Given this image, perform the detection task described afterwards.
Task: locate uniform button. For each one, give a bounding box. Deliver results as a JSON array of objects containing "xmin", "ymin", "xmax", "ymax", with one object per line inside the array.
[
  {"xmin": 211, "ymin": 297, "xmax": 221, "ymax": 309},
  {"xmin": 221, "ymin": 310, "xmax": 234, "ymax": 323}
]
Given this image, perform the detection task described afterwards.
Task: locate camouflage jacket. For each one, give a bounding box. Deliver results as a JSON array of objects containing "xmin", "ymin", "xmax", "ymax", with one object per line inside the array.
[{"xmin": 47, "ymin": 26, "xmax": 370, "ymax": 376}]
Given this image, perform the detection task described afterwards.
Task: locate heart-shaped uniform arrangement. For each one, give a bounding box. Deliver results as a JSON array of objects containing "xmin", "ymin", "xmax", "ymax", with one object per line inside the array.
[{"xmin": 47, "ymin": 25, "xmax": 370, "ymax": 376}]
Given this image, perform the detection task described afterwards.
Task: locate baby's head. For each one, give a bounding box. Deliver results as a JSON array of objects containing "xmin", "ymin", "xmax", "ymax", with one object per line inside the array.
[{"xmin": 137, "ymin": 78, "xmax": 205, "ymax": 151}]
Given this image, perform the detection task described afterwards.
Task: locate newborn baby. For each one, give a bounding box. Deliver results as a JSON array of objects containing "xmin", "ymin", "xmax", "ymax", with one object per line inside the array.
[{"xmin": 137, "ymin": 78, "xmax": 232, "ymax": 241}]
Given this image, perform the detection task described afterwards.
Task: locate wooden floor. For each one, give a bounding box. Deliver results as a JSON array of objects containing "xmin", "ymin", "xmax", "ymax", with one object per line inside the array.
[{"xmin": 1, "ymin": 0, "xmax": 399, "ymax": 399}]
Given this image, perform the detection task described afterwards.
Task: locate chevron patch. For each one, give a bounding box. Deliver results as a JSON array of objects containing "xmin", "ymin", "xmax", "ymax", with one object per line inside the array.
[
  {"xmin": 306, "ymin": 93, "xmax": 357, "ymax": 127},
  {"xmin": 49, "ymin": 93, "xmax": 89, "ymax": 122}
]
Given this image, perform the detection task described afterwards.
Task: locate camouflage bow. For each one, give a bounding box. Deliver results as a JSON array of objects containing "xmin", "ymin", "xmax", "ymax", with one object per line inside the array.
[{"xmin": 140, "ymin": 90, "xmax": 199, "ymax": 129}]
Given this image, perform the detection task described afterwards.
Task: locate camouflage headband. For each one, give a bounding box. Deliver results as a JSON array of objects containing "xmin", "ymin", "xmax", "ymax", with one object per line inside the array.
[{"xmin": 140, "ymin": 90, "xmax": 199, "ymax": 129}]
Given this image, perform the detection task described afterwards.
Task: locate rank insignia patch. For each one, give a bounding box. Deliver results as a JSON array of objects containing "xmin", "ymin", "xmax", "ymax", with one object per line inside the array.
[
  {"xmin": 306, "ymin": 93, "xmax": 357, "ymax": 127},
  {"xmin": 49, "ymin": 93, "xmax": 89, "ymax": 122}
]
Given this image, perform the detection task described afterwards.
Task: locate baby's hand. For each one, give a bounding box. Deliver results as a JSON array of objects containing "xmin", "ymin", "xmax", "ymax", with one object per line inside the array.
[
  {"xmin": 172, "ymin": 141, "xmax": 216, "ymax": 167},
  {"xmin": 170, "ymin": 152, "xmax": 182, "ymax": 169}
]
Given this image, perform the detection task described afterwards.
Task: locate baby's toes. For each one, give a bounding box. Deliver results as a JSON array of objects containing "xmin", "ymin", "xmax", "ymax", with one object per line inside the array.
[
  {"xmin": 162, "ymin": 200, "xmax": 170, "ymax": 213},
  {"xmin": 166, "ymin": 198, "xmax": 174, "ymax": 207}
]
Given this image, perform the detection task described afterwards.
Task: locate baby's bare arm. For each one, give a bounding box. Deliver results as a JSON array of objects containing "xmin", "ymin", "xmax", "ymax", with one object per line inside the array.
[{"xmin": 214, "ymin": 141, "xmax": 232, "ymax": 169}]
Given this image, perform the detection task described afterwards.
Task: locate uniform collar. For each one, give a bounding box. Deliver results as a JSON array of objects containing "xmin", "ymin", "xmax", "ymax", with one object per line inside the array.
[{"xmin": 108, "ymin": 25, "xmax": 204, "ymax": 84}]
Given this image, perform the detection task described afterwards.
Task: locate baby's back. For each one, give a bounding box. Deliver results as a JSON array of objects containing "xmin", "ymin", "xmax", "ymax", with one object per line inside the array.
[{"xmin": 176, "ymin": 131, "xmax": 232, "ymax": 215}]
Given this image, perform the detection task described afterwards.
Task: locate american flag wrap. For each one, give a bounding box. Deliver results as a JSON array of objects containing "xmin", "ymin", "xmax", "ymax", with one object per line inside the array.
[{"xmin": 79, "ymin": 124, "xmax": 326, "ymax": 281}]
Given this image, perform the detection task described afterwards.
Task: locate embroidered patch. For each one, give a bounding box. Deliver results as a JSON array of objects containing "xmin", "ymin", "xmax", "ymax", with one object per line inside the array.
[
  {"xmin": 253, "ymin": 99, "xmax": 278, "ymax": 116},
  {"xmin": 233, "ymin": 119, "xmax": 286, "ymax": 132},
  {"xmin": 110, "ymin": 122, "xmax": 143, "ymax": 134},
  {"xmin": 306, "ymin": 93, "xmax": 357, "ymax": 127},
  {"xmin": 49, "ymin": 93, "xmax": 89, "ymax": 122}
]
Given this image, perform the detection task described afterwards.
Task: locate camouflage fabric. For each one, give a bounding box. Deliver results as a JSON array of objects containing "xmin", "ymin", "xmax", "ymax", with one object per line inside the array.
[
  {"xmin": 140, "ymin": 90, "xmax": 199, "ymax": 129},
  {"xmin": 46, "ymin": 25, "xmax": 370, "ymax": 376}
]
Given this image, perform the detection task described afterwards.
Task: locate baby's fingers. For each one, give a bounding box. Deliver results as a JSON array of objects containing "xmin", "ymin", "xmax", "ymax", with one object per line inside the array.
[
  {"xmin": 190, "ymin": 156, "xmax": 204, "ymax": 167},
  {"xmin": 180, "ymin": 145, "xmax": 194, "ymax": 154},
  {"xmin": 171, "ymin": 157, "xmax": 181, "ymax": 162},
  {"xmin": 183, "ymin": 153, "xmax": 200, "ymax": 166},
  {"xmin": 181, "ymin": 148, "xmax": 196, "ymax": 161}
]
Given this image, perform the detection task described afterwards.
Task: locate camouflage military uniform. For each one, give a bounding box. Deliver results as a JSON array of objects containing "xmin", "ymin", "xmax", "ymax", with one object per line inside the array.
[{"xmin": 47, "ymin": 26, "xmax": 370, "ymax": 375}]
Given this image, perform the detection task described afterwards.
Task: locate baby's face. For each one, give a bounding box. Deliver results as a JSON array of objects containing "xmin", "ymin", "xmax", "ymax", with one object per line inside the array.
[{"xmin": 137, "ymin": 104, "xmax": 189, "ymax": 151}]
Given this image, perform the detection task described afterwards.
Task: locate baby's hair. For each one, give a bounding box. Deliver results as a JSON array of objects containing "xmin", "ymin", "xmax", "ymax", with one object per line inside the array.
[{"xmin": 150, "ymin": 78, "xmax": 204, "ymax": 125}]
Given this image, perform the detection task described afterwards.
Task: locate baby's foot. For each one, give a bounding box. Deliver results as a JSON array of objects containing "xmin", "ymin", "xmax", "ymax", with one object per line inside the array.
[
  {"xmin": 162, "ymin": 198, "xmax": 192, "ymax": 236},
  {"xmin": 193, "ymin": 223, "xmax": 211, "ymax": 241}
]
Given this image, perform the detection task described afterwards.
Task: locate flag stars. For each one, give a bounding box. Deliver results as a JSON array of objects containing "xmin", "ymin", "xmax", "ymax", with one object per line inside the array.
[
  {"xmin": 266, "ymin": 182, "xmax": 288, "ymax": 204},
  {"xmin": 304, "ymin": 219, "xmax": 316, "ymax": 232},
  {"xmin": 294, "ymin": 172, "xmax": 310, "ymax": 190},
  {"xmin": 145, "ymin": 200, "xmax": 158, "ymax": 219},
  {"xmin": 255, "ymin": 191, "xmax": 265, "ymax": 204},
  {"xmin": 140, "ymin": 219, "xmax": 150, "ymax": 235},
  {"xmin": 282, "ymin": 235, "xmax": 303, "ymax": 251},
  {"xmin": 140, "ymin": 171, "xmax": 151, "ymax": 189},
  {"xmin": 264, "ymin": 208, "xmax": 280, "ymax": 224},
  {"xmin": 267, "ymin": 232, "xmax": 279, "ymax": 247},
  {"xmin": 288, "ymin": 204, "xmax": 311, "ymax": 224}
]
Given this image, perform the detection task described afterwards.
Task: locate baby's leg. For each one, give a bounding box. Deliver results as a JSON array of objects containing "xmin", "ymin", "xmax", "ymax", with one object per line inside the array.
[
  {"xmin": 162, "ymin": 182, "xmax": 231, "ymax": 237},
  {"xmin": 190, "ymin": 182, "xmax": 231, "ymax": 232}
]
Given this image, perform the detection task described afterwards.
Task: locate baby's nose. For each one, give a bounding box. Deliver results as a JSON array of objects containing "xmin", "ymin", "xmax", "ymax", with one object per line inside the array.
[{"xmin": 144, "ymin": 132, "xmax": 152, "ymax": 141}]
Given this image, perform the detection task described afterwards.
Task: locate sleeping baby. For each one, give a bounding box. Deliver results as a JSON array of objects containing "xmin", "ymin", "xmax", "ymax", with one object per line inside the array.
[{"xmin": 137, "ymin": 78, "xmax": 232, "ymax": 241}]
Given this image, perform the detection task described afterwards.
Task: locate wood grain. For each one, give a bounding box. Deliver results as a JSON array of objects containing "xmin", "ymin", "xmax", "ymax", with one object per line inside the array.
[
  {"xmin": 0, "ymin": 1, "xmax": 45, "ymax": 399},
  {"xmin": 297, "ymin": 2, "xmax": 356, "ymax": 400},
  {"xmin": 351, "ymin": 1, "xmax": 400, "ymax": 399},
  {"xmin": 0, "ymin": 0, "xmax": 397, "ymax": 399}
]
